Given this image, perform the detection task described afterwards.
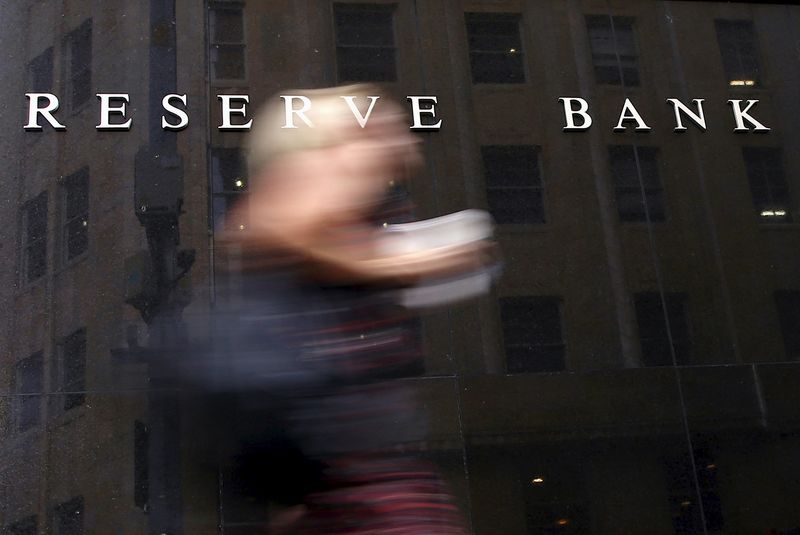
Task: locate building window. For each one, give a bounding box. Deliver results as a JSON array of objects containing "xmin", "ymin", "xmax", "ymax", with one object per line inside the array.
[
  {"xmin": 586, "ymin": 15, "xmax": 639, "ymax": 87},
  {"xmin": 58, "ymin": 329, "xmax": 87, "ymax": 411},
  {"xmin": 665, "ymin": 448, "xmax": 724, "ymax": 533},
  {"xmin": 715, "ymin": 19, "xmax": 760, "ymax": 87},
  {"xmin": 209, "ymin": 4, "xmax": 246, "ymax": 81},
  {"xmin": 29, "ymin": 47, "xmax": 53, "ymax": 93},
  {"xmin": 61, "ymin": 168, "xmax": 89, "ymax": 262},
  {"xmin": 742, "ymin": 147, "xmax": 791, "ymax": 223},
  {"xmin": 52, "ymin": 497, "xmax": 84, "ymax": 535},
  {"xmin": 21, "ymin": 192, "xmax": 48, "ymax": 283},
  {"xmin": 465, "ymin": 12, "xmax": 525, "ymax": 84},
  {"xmin": 134, "ymin": 420, "xmax": 149, "ymax": 510},
  {"xmin": 481, "ymin": 145, "xmax": 544, "ymax": 224},
  {"xmin": 211, "ymin": 148, "xmax": 248, "ymax": 231},
  {"xmin": 635, "ymin": 293, "xmax": 690, "ymax": 367},
  {"xmin": 334, "ymin": 3, "xmax": 396, "ymax": 82},
  {"xmin": 65, "ymin": 19, "xmax": 92, "ymax": 110},
  {"xmin": 609, "ymin": 145, "xmax": 665, "ymax": 223},
  {"xmin": 13, "ymin": 352, "xmax": 43, "ymax": 433},
  {"xmin": 2, "ymin": 515, "xmax": 37, "ymax": 535},
  {"xmin": 775, "ymin": 291, "xmax": 800, "ymax": 360},
  {"xmin": 525, "ymin": 463, "xmax": 589, "ymax": 534},
  {"xmin": 500, "ymin": 296, "xmax": 565, "ymax": 373}
]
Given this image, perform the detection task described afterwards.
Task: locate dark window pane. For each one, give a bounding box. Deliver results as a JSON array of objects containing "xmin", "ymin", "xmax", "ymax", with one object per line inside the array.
[
  {"xmin": 715, "ymin": 19, "xmax": 761, "ymax": 86},
  {"xmin": 635, "ymin": 293, "xmax": 690, "ymax": 367},
  {"xmin": 336, "ymin": 47, "xmax": 396, "ymax": 82},
  {"xmin": 67, "ymin": 20, "xmax": 92, "ymax": 108},
  {"xmin": 53, "ymin": 497, "xmax": 84, "ymax": 535},
  {"xmin": 212, "ymin": 148, "xmax": 246, "ymax": 193},
  {"xmin": 482, "ymin": 145, "xmax": 545, "ymax": 224},
  {"xmin": 465, "ymin": 13, "xmax": 525, "ymax": 83},
  {"xmin": 609, "ymin": 146, "xmax": 665, "ymax": 222},
  {"xmin": 212, "ymin": 9, "xmax": 244, "ymax": 42},
  {"xmin": 586, "ymin": 15, "xmax": 639, "ymax": 87},
  {"xmin": 334, "ymin": 4, "xmax": 396, "ymax": 82},
  {"xmin": 775, "ymin": 291, "xmax": 800, "ymax": 360},
  {"xmin": 487, "ymin": 190, "xmax": 543, "ymax": 225},
  {"xmin": 2, "ymin": 515, "xmax": 37, "ymax": 535},
  {"xmin": 335, "ymin": 8, "xmax": 394, "ymax": 47},
  {"xmin": 742, "ymin": 147, "xmax": 791, "ymax": 222},
  {"xmin": 23, "ymin": 192, "xmax": 48, "ymax": 282},
  {"xmin": 500, "ymin": 296, "xmax": 565, "ymax": 373},
  {"xmin": 63, "ymin": 168, "xmax": 89, "ymax": 260},
  {"xmin": 134, "ymin": 421, "xmax": 149, "ymax": 509},
  {"xmin": 29, "ymin": 48, "xmax": 53, "ymax": 93},
  {"xmin": 211, "ymin": 148, "xmax": 248, "ymax": 231},
  {"xmin": 14, "ymin": 352, "xmax": 43, "ymax": 432},
  {"xmin": 62, "ymin": 329, "xmax": 86, "ymax": 410},
  {"xmin": 210, "ymin": 7, "xmax": 245, "ymax": 80},
  {"xmin": 211, "ymin": 44, "xmax": 246, "ymax": 80}
]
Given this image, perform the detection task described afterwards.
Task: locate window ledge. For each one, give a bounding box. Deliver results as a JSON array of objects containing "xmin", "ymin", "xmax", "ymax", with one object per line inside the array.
[
  {"xmin": 49, "ymin": 403, "xmax": 88, "ymax": 430},
  {"xmin": 758, "ymin": 222, "xmax": 800, "ymax": 230},
  {"xmin": 55, "ymin": 252, "xmax": 89, "ymax": 276},
  {"xmin": 14, "ymin": 276, "xmax": 47, "ymax": 298}
]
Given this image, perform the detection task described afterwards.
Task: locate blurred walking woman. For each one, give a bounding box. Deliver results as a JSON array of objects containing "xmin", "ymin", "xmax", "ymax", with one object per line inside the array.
[{"xmin": 218, "ymin": 85, "xmax": 490, "ymax": 534}]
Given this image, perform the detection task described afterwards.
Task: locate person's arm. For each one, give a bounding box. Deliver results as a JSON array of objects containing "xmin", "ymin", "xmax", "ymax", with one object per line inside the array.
[{"xmin": 241, "ymin": 218, "xmax": 493, "ymax": 287}]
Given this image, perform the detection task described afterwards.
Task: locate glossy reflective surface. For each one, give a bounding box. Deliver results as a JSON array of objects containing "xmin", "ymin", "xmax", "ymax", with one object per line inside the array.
[{"xmin": 1, "ymin": 1, "xmax": 799, "ymax": 534}]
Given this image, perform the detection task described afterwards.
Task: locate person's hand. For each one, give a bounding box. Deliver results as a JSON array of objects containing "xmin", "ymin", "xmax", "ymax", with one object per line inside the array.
[{"xmin": 362, "ymin": 239, "xmax": 500, "ymax": 285}]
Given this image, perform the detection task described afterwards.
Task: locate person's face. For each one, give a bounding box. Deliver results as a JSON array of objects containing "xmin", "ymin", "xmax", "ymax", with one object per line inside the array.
[{"xmin": 335, "ymin": 108, "xmax": 423, "ymax": 202}]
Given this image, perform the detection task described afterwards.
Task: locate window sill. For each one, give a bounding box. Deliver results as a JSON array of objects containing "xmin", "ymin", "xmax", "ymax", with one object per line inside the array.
[
  {"xmin": 758, "ymin": 222, "xmax": 800, "ymax": 230},
  {"xmin": 49, "ymin": 402, "xmax": 88, "ymax": 430},
  {"xmin": 14, "ymin": 276, "xmax": 47, "ymax": 298},
  {"xmin": 725, "ymin": 84, "xmax": 768, "ymax": 94},
  {"xmin": 55, "ymin": 252, "xmax": 89, "ymax": 276}
]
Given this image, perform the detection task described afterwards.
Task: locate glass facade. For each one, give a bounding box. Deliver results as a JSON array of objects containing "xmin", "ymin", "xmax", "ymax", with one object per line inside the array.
[{"xmin": 1, "ymin": 1, "xmax": 799, "ymax": 534}]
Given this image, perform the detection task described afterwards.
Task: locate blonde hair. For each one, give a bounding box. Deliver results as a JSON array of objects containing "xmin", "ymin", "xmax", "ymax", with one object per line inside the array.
[{"xmin": 247, "ymin": 84, "xmax": 386, "ymax": 177}]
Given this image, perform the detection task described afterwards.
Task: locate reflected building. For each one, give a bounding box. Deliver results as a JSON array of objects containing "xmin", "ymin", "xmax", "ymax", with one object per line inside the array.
[{"xmin": 1, "ymin": 1, "xmax": 799, "ymax": 534}]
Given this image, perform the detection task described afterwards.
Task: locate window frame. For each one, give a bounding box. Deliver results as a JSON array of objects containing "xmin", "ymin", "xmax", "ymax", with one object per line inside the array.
[
  {"xmin": 499, "ymin": 295, "xmax": 566, "ymax": 374},
  {"xmin": 2, "ymin": 515, "xmax": 38, "ymax": 535},
  {"xmin": 464, "ymin": 11, "xmax": 527, "ymax": 85},
  {"xmin": 20, "ymin": 191, "xmax": 48, "ymax": 285},
  {"xmin": 775, "ymin": 290, "xmax": 800, "ymax": 360},
  {"xmin": 59, "ymin": 167, "xmax": 90, "ymax": 264},
  {"xmin": 714, "ymin": 18, "xmax": 762, "ymax": 88},
  {"xmin": 28, "ymin": 47, "xmax": 54, "ymax": 93},
  {"xmin": 64, "ymin": 19, "xmax": 92, "ymax": 112},
  {"xmin": 634, "ymin": 292, "xmax": 691, "ymax": 367},
  {"xmin": 742, "ymin": 146, "xmax": 792, "ymax": 223},
  {"xmin": 56, "ymin": 328, "xmax": 87, "ymax": 412},
  {"xmin": 608, "ymin": 145, "xmax": 666, "ymax": 224},
  {"xmin": 585, "ymin": 14, "xmax": 640, "ymax": 87},
  {"xmin": 481, "ymin": 144, "xmax": 546, "ymax": 225},
  {"xmin": 13, "ymin": 352, "xmax": 44, "ymax": 433},
  {"xmin": 210, "ymin": 147, "xmax": 248, "ymax": 232},
  {"xmin": 209, "ymin": 2, "xmax": 247, "ymax": 83},
  {"xmin": 333, "ymin": 2, "xmax": 398, "ymax": 83},
  {"xmin": 51, "ymin": 496, "xmax": 84, "ymax": 535}
]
